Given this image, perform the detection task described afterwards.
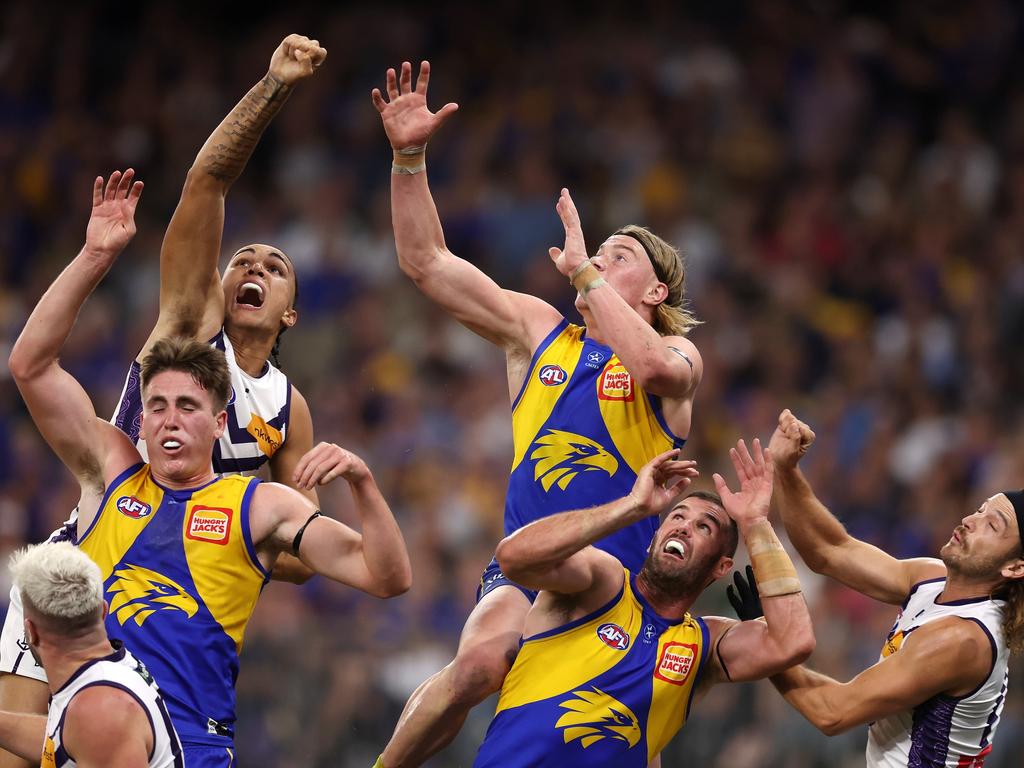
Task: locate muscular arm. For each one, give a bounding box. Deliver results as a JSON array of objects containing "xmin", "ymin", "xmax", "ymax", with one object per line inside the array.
[
  {"xmin": 62, "ymin": 687, "xmax": 152, "ymax": 768},
  {"xmin": 9, "ymin": 173, "xmax": 144, "ymax": 498},
  {"xmin": 0, "ymin": 711, "xmax": 45, "ymax": 761},
  {"xmin": 376, "ymin": 61, "xmax": 561, "ymax": 352},
  {"xmin": 771, "ymin": 617, "xmax": 991, "ymax": 735},
  {"xmin": 147, "ymin": 35, "xmax": 325, "ymax": 350},
  {"xmin": 254, "ymin": 459, "xmax": 411, "ymax": 598},
  {"xmin": 707, "ymin": 518, "xmax": 815, "ymax": 683},
  {"xmin": 496, "ymin": 451, "xmax": 698, "ymax": 594},
  {"xmin": 775, "ymin": 465, "xmax": 943, "ymax": 604}
]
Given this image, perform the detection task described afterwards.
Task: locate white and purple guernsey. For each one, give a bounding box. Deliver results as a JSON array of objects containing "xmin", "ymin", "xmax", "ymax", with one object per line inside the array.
[{"xmin": 866, "ymin": 578, "xmax": 1008, "ymax": 768}]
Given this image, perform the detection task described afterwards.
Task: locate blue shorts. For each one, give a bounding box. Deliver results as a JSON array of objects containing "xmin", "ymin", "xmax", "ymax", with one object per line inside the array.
[
  {"xmin": 183, "ymin": 745, "xmax": 236, "ymax": 767},
  {"xmin": 476, "ymin": 557, "xmax": 538, "ymax": 604}
]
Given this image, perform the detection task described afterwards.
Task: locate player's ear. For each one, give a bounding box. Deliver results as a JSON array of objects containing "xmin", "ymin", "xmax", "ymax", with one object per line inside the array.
[
  {"xmin": 712, "ymin": 555, "xmax": 734, "ymax": 582},
  {"xmin": 644, "ymin": 281, "xmax": 668, "ymax": 307},
  {"xmin": 214, "ymin": 409, "xmax": 227, "ymax": 440},
  {"xmin": 280, "ymin": 306, "xmax": 298, "ymax": 330},
  {"xmin": 23, "ymin": 617, "xmax": 38, "ymax": 647},
  {"xmin": 102, "ymin": 601, "xmax": 109, "ymax": 621},
  {"xmin": 1000, "ymin": 557, "xmax": 1024, "ymax": 581}
]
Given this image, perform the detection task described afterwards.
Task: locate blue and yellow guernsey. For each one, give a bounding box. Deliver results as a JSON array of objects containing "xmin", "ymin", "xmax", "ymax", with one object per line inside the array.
[
  {"xmin": 474, "ymin": 570, "xmax": 710, "ymax": 767},
  {"xmin": 77, "ymin": 463, "xmax": 269, "ymax": 748},
  {"xmin": 509, "ymin": 319, "xmax": 686, "ymax": 573}
]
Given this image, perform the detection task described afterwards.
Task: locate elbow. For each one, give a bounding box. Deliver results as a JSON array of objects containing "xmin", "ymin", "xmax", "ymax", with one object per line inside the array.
[
  {"xmin": 398, "ymin": 248, "xmax": 447, "ymax": 284},
  {"xmin": 818, "ymin": 716, "xmax": 849, "ymax": 737},
  {"xmin": 8, "ymin": 341, "xmax": 43, "ymax": 383},
  {"xmin": 372, "ymin": 563, "xmax": 413, "ymax": 599},
  {"xmin": 494, "ymin": 538, "xmax": 528, "ymax": 584},
  {"xmin": 183, "ymin": 165, "xmax": 228, "ymax": 197}
]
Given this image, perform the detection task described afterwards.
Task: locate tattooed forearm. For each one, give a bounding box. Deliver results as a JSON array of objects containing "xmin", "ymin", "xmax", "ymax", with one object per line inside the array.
[{"xmin": 203, "ymin": 75, "xmax": 292, "ymax": 183}]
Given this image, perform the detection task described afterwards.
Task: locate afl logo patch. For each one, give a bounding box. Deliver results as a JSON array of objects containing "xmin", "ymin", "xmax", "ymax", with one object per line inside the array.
[
  {"xmin": 116, "ymin": 496, "xmax": 152, "ymax": 519},
  {"xmin": 596, "ymin": 622, "xmax": 630, "ymax": 650},
  {"xmin": 186, "ymin": 505, "xmax": 232, "ymax": 545},
  {"xmin": 538, "ymin": 364, "xmax": 568, "ymax": 386}
]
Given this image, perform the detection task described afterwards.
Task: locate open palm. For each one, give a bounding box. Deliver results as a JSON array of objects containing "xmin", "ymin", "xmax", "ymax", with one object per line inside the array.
[
  {"xmin": 85, "ymin": 170, "xmax": 143, "ymax": 260},
  {"xmin": 372, "ymin": 61, "xmax": 458, "ymax": 150},
  {"xmin": 713, "ymin": 438, "xmax": 775, "ymax": 525}
]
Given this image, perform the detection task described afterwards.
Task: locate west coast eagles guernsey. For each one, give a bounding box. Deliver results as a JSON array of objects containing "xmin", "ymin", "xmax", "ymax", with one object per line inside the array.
[
  {"xmin": 866, "ymin": 578, "xmax": 1008, "ymax": 767},
  {"xmin": 77, "ymin": 464, "xmax": 269, "ymax": 748},
  {"xmin": 508, "ymin": 320, "xmax": 686, "ymax": 573},
  {"xmin": 42, "ymin": 641, "xmax": 183, "ymax": 767},
  {"xmin": 474, "ymin": 570, "xmax": 709, "ymax": 767},
  {"xmin": 113, "ymin": 328, "xmax": 292, "ymax": 474}
]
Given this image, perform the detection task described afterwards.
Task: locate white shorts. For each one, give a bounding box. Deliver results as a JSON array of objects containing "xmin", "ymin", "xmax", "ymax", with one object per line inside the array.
[{"xmin": 0, "ymin": 585, "xmax": 47, "ymax": 683}]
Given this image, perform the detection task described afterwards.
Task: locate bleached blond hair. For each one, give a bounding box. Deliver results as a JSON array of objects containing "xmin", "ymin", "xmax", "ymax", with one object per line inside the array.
[{"xmin": 9, "ymin": 542, "xmax": 104, "ymax": 634}]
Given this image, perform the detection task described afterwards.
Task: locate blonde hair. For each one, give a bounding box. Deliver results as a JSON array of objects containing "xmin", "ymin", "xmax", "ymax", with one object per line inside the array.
[
  {"xmin": 613, "ymin": 225, "xmax": 700, "ymax": 336},
  {"xmin": 10, "ymin": 542, "xmax": 104, "ymax": 634}
]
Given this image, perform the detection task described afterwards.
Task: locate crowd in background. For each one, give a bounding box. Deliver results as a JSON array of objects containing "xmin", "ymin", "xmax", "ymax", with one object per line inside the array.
[{"xmin": 2, "ymin": 1, "xmax": 1024, "ymax": 765}]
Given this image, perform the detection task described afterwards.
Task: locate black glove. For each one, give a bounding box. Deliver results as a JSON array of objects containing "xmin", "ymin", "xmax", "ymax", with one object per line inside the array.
[{"xmin": 726, "ymin": 565, "xmax": 763, "ymax": 621}]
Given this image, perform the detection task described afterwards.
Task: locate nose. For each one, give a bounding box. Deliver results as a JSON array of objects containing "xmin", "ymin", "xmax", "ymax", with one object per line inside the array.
[
  {"xmin": 247, "ymin": 262, "xmax": 265, "ymax": 277},
  {"xmin": 590, "ymin": 255, "xmax": 606, "ymax": 272}
]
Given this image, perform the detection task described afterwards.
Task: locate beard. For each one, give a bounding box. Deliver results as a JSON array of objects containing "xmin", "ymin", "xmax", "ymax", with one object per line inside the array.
[
  {"xmin": 940, "ymin": 540, "xmax": 1007, "ymax": 580},
  {"xmin": 640, "ymin": 547, "xmax": 717, "ymax": 599}
]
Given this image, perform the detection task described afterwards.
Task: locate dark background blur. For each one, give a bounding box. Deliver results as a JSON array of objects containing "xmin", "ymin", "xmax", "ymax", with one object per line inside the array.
[{"xmin": 2, "ymin": 1, "xmax": 1024, "ymax": 765}]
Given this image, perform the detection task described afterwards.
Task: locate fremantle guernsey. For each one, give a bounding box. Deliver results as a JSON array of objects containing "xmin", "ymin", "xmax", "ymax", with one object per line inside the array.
[
  {"xmin": 866, "ymin": 578, "xmax": 1009, "ymax": 767},
  {"xmin": 77, "ymin": 465, "xmax": 268, "ymax": 748},
  {"xmin": 43, "ymin": 641, "xmax": 183, "ymax": 767},
  {"xmin": 474, "ymin": 570, "xmax": 709, "ymax": 767},
  {"xmin": 507, "ymin": 319, "xmax": 686, "ymax": 573}
]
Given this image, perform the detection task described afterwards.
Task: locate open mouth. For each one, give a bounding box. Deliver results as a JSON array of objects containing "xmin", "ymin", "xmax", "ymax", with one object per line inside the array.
[
  {"xmin": 161, "ymin": 439, "xmax": 183, "ymax": 454},
  {"xmin": 236, "ymin": 282, "xmax": 265, "ymax": 309},
  {"xmin": 663, "ymin": 538, "xmax": 686, "ymax": 560}
]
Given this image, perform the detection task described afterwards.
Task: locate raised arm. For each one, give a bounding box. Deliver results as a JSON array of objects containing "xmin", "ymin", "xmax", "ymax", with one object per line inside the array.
[
  {"xmin": 771, "ymin": 616, "xmax": 991, "ymax": 735},
  {"xmin": 8, "ymin": 172, "xmax": 144, "ymax": 496},
  {"xmin": 372, "ymin": 61, "xmax": 561, "ymax": 351},
  {"xmin": 704, "ymin": 439, "xmax": 815, "ymax": 683},
  {"xmin": 495, "ymin": 450, "xmax": 699, "ymax": 595},
  {"xmin": 252, "ymin": 444, "xmax": 411, "ymax": 598},
  {"xmin": 769, "ymin": 409, "xmax": 944, "ymax": 604},
  {"xmin": 548, "ymin": 189, "xmax": 701, "ymax": 400},
  {"xmin": 149, "ymin": 34, "xmax": 327, "ymax": 347}
]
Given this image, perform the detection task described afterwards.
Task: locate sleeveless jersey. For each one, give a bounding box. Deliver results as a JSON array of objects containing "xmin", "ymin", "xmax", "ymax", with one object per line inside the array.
[
  {"xmin": 113, "ymin": 328, "xmax": 292, "ymax": 474},
  {"xmin": 77, "ymin": 464, "xmax": 269, "ymax": 748},
  {"xmin": 42, "ymin": 641, "xmax": 183, "ymax": 768},
  {"xmin": 474, "ymin": 570, "xmax": 709, "ymax": 767},
  {"xmin": 866, "ymin": 578, "xmax": 1009, "ymax": 767},
  {"xmin": 507, "ymin": 320, "xmax": 686, "ymax": 573}
]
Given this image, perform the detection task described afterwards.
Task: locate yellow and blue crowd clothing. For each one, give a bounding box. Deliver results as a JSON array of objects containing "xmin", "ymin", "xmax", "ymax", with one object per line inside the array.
[
  {"xmin": 481, "ymin": 319, "xmax": 686, "ymax": 602},
  {"xmin": 474, "ymin": 569, "xmax": 710, "ymax": 767},
  {"xmin": 77, "ymin": 463, "xmax": 269, "ymax": 756}
]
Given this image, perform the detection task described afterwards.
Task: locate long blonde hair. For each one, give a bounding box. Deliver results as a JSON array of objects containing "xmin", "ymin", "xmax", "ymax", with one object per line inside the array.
[{"xmin": 614, "ymin": 225, "xmax": 701, "ymax": 337}]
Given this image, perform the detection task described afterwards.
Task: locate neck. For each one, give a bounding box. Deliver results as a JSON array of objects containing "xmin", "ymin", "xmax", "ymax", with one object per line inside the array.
[
  {"xmin": 634, "ymin": 570, "xmax": 699, "ymax": 619},
  {"xmin": 39, "ymin": 631, "xmax": 115, "ymax": 694},
  {"xmin": 938, "ymin": 570, "xmax": 1000, "ymax": 603},
  {"xmin": 224, "ymin": 326, "xmax": 275, "ymax": 376},
  {"xmin": 150, "ymin": 463, "xmax": 217, "ymax": 491}
]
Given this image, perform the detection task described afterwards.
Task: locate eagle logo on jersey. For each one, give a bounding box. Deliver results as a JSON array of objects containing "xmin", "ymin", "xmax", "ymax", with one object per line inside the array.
[
  {"xmin": 555, "ymin": 686, "xmax": 641, "ymax": 750},
  {"xmin": 530, "ymin": 430, "xmax": 619, "ymax": 492},
  {"xmin": 108, "ymin": 564, "xmax": 199, "ymax": 627}
]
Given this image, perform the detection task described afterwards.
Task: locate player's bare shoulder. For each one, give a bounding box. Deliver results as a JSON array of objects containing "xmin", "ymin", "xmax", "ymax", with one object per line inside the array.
[{"xmin": 663, "ymin": 335, "xmax": 703, "ymax": 396}]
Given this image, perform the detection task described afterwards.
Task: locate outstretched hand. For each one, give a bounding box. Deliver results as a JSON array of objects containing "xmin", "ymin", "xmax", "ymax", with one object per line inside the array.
[
  {"xmin": 629, "ymin": 449, "xmax": 699, "ymax": 517},
  {"xmin": 767, "ymin": 409, "xmax": 815, "ymax": 470},
  {"xmin": 712, "ymin": 438, "xmax": 775, "ymax": 526},
  {"xmin": 372, "ymin": 61, "xmax": 459, "ymax": 150},
  {"xmin": 268, "ymin": 34, "xmax": 327, "ymax": 85},
  {"xmin": 85, "ymin": 170, "xmax": 143, "ymax": 261},
  {"xmin": 548, "ymin": 188, "xmax": 590, "ymax": 278},
  {"xmin": 293, "ymin": 442, "xmax": 370, "ymax": 490}
]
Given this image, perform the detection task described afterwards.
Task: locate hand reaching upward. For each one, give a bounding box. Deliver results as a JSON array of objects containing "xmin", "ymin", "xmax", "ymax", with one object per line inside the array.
[
  {"xmin": 372, "ymin": 61, "xmax": 459, "ymax": 150},
  {"xmin": 85, "ymin": 170, "xmax": 143, "ymax": 261},
  {"xmin": 713, "ymin": 438, "xmax": 775, "ymax": 526},
  {"xmin": 268, "ymin": 34, "xmax": 327, "ymax": 86},
  {"xmin": 548, "ymin": 188, "xmax": 590, "ymax": 277}
]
